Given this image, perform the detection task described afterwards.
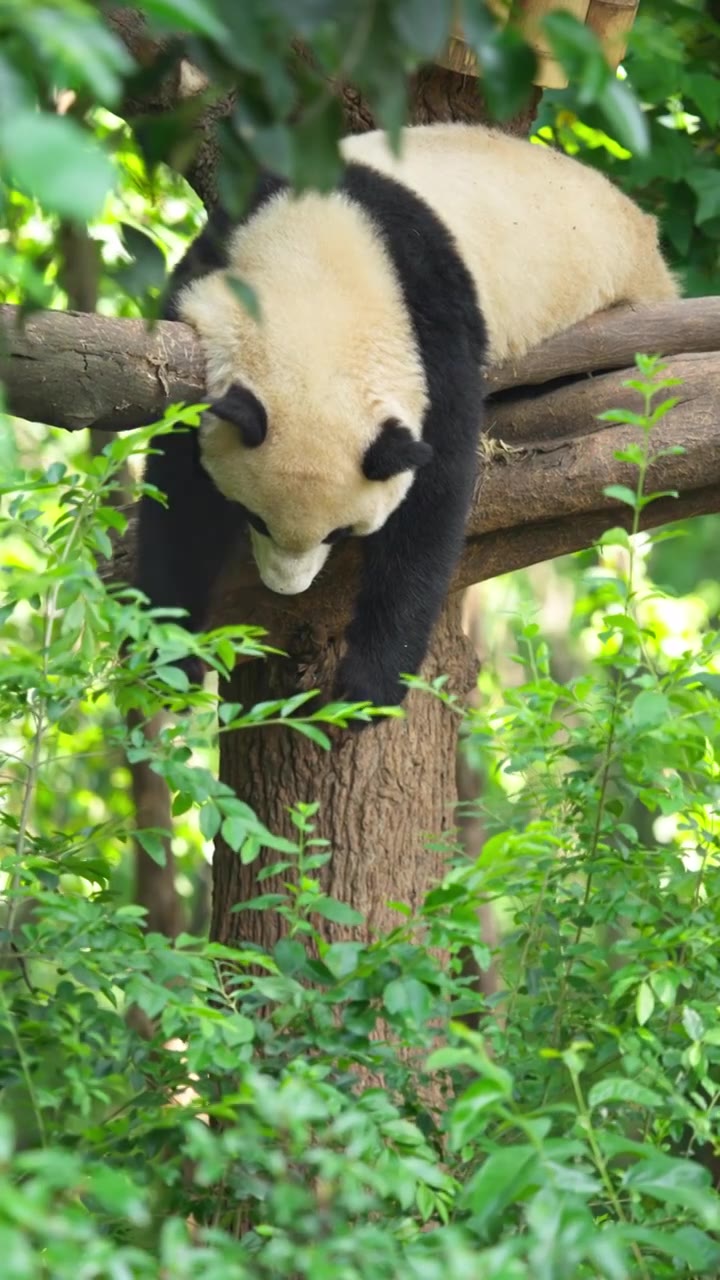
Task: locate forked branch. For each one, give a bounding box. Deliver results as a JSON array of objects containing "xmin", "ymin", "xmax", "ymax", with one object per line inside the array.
[{"xmin": 2, "ymin": 298, "xmax": 719, "ymax": 647}]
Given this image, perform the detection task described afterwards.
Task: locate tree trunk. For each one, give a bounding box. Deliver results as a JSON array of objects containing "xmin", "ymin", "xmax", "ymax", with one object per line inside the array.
[
  {"xmin": 211, "ymin": 72, "xmax": 540, "ymax": 951},
  {"xmin": 212, "ymin": 595, "xmax": 477, "ymax": 946}
]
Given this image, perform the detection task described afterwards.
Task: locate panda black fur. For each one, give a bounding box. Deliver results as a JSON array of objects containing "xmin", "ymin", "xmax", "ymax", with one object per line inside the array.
[{"xmin": 136, "ymin": 122, "xmax": 677, "ymax": 714}]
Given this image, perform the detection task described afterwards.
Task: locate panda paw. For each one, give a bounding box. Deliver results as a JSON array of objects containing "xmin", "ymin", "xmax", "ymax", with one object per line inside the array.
[{"xmin": 333, "ymin": 652, "xmax": 406, "ymax": 730}]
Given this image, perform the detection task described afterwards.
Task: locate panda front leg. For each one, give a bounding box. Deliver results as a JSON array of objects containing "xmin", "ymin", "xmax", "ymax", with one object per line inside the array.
[
  {"xmin": 135, "ymin": 425, "xmax": 242, "ymax": 682},
  {"xmin": 334, "ymin": 456, "xmax": 476, "ymax": 713}
]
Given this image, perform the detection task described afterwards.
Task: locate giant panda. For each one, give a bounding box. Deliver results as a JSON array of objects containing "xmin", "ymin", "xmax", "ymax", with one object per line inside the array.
[{"xmin": 136, "ymin": 122, "xmax": 678, "ymax": 712}]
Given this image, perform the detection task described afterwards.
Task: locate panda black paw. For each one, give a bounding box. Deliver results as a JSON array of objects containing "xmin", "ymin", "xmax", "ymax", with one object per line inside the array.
[{"xmin": 333, "ymin": 652, "xmax": 406, "ymax": 730}]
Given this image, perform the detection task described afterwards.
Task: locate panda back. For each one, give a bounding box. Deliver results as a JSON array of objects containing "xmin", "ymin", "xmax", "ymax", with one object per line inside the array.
[{"xmin": 341, "ymin": 123, "xmax": 678, "ymax": 364}]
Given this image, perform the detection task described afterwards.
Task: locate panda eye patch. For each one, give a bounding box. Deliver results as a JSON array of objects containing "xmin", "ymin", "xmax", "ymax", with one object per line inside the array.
[
  {"xmin": 323, "ymin": 526, "xmax": 352, "ymax": 545},
  {"xmin": 245, "ymin": 510, "xmax": 270, "ymax": 538}
]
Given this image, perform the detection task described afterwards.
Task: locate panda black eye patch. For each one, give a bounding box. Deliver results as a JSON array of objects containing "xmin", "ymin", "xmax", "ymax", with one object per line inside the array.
[
  {"xmin": 323, "ymin": 526, "xmax": 353, "ymax": 545},
  {"xmin": 208, "ymin": 383, "xmax": 267, "ymax": 448}
]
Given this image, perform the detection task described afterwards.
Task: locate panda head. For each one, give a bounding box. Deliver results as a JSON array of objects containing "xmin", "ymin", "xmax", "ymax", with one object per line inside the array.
[{"xmin": 200, "ymin": 382, "xmax": 433, "ymax": 596}]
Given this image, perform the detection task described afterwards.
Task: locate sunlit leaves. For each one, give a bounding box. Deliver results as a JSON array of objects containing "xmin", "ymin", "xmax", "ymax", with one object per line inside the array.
[
  {"xmin": 0, "ymin": 113, "xmax": 114, "ymax": 221},
  {"xmin": 543, "ymin": 10, "xmax": 649, "ymax": 154}
]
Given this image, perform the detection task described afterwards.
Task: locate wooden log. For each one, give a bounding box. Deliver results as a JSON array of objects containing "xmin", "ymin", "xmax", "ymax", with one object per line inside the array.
[
  {"xmin": 104, "ymin": 351, "xmax": 720, "ymax": 649},
  {"xmin": 487, "ymin": 299, "xmax": 720, "ymax": 393},
  {"xmin": 3, "ymin": 299, "xmax": 720, "ymax": 653},
  {"xmin": 0, "ymin": 306, "xmax": 206, "ymax": 433},
  {"xmin": 3, "ymin": 297, "xmax": 720, "ymax": 432}
]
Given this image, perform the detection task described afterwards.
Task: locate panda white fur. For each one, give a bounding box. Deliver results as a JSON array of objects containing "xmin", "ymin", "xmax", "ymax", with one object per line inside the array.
[{"xmin": 136, "ymin": 122, "xmax": 678, "ymax": 713}]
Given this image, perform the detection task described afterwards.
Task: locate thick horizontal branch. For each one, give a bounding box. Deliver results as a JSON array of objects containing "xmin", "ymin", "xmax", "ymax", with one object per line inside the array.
[
  {"xmin": 3, "ymin": 297, "xmax": 720, "ymax": 431},
  {"xmin": 3, "ymin": 301, "xmax": 720, "ymax": 654},
  {"xmin": 487, "ymin": 298, "xmax": 720, "ymax": 393},
  {"xmin": 0, "ymin": 306, "xmax": 206, "ymax": 433}
]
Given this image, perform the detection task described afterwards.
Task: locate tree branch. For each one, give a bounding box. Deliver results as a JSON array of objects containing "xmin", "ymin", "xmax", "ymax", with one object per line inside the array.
[{"xmin": 3, "ymin": 298, "xmax": 719, "ymax": 651}]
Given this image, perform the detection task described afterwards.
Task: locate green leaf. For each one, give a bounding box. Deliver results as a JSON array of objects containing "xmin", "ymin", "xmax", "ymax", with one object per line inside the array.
[
  {"xmin": 199, "ymin": 803, "xmax": 221, "ymax": 841},
  {"xmin": 279, "ymin": 691, "xmax": 321, "ymax": 718},
  {"xmin": 600, "ymin": 408, "xmax": 648, "ymax": 427},
  {"xmin": 588, "ymin": 1077, "xmax": 663, "ymax": 1110},
  {"xmin": 684, "ymin": 71, "xmax": 720, "ymax": 126},
  {"xmin": 459, "ymin": 1146, "xmax": 538, "ymax": 1230},
  {"xmin": 461, "ymin": 5, "xmax": 537, "ymax": 122},
  {"xmin": 631, "ymin": 690, "xmax": 670, "ymax": 728},
  {"xmin": 598, "ymin": 78, "xmax": 649, "ymax": 157},
  {"xmin": 622, "ymin": 1225, "xmax": 720, "ymax": 1273},
  {"xmin": 274, "ymin": 938, "xmax": 308, "ymax": 977},
  {"xmin": 603, "ymin": 483, "xmax": 638, "ymax": 508},
  {"xmin": 115, "ymin": 225, "xmax": 167, "ymax": 297},
  {"xmin": 0, "ymin": 112, "xmax": 113, "ymax": 220},
  {"xmin": 682, "ymin": 1005, "xmax": 705, "ymax": 1042},
  {"xmin": 649, "ymin": 970, "xmax": 678, "ymax": 1009},
  {"xmin": 687, "ymin": 168, "xmax": 720, "ymax": 225},
  {"xmin": 232, "ymin": 893, "xmax": 287, "ymax": 913},
  {"xmin": 291, "ymin": 98, "xmax": 345, "ymax": 191},
  {"xmin": 323, "ymin": 941, "xmax": 363, "ymax": 977},
  {"xmin": 240, "ymin": 834, "xmax": 262, "ymax": 864},
  {"xmin": 636, "ymin": 980, "xmax": 655, "ymax": 1026},
  {"xmin": 154, "ymin": 664, "xmax": 191, "ymax": 691},
  {"xmin": 88, "ymin": 1168, "xmax": 149, "ymax": 1226},
  {"xmin": 221, "ymin": 815, "xmax": 253, "ymax": 851},
  {"xmin": 384, "ymin": 977, "xmax": 431, "ymax": 1023},
  {"xmin": 286, "ymin": 721, "xmax": 331, "ymax": 748},
  {"xmin": 135, "ymin": 829, "xmax": 167, "ymax": 867},
  {"xmin": 598, "ymin": 526, "xmax": 631, "ymax": 550},
  {"xmin": 0, "ymin": 1114, "xmax": 14, "ymax": 1162},
  {"xmin": 390, "ymin": 0, "xmax": 453, "ymax": 60},
  {"xmin": 139, "ymin": 0, "xmax": 228, "ymax": 41},
  {"xmin": 312, "ymin": 896, "xmax": 364, "ymax": 926},
  {"xmin": 623, "ymin": 1155, "xmax": 720, "ymax": 1228},
  {"xmin": 244, "ymin": 123, "xmax": 293, "ymax": 178},
  {"xmin": 223, "ymin": 1014, "xmax": 255, "ymax": 1045},
  {"xmin": 24, "ymin": 9, "xmax": 134, "ymax": 105}
]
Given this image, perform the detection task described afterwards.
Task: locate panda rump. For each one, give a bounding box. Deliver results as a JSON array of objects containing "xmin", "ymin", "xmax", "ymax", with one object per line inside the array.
[{"xmin": 135, "ymin": 122, "xmax": 678, "ymax": 714}]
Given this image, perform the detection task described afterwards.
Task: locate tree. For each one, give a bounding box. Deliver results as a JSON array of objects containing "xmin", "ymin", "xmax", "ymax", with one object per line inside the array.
[
  {"xmin": 5, "ymin": 6, "xmax": 720, "ymax": 1273},
  {"xmin": 2, "ymin": 0, "xmax": 720, "ymax": 954}
]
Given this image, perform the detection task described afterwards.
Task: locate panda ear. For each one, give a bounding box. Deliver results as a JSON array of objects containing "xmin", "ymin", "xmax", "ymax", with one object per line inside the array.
[
  {"xmin": 362, "ymin": 418, "xmax": 433, "ymax": 481},
  {"xmin": 208, "ymin": 383, "xmax": 267, "ymax": 448}
]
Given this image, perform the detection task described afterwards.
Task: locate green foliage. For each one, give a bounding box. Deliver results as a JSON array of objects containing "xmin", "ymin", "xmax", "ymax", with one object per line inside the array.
[
  {"xmin": 2, "ymin": 361, "xmax": 720, "ymax": 1276},
  {"xmin": 0, "ymin": 0, "xmax": 670, "ymax": 255},
  {"xmin": 535, "ymin": 0, "xmax": 720, "ymax": 297}
]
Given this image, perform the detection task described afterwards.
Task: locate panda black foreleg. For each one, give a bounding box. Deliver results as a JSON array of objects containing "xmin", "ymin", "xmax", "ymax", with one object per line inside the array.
[
  {"xmin": 334, "ymin": 455, "xmax": 476, "ymax": 715},
  {"xmin": 135, "ymin": 425, "xmax": 242, "ymax": 683}
]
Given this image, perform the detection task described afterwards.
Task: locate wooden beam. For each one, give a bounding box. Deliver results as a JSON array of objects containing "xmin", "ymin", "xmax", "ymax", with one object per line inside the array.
[
  {"xmin": 3, "ymin": 300, "xmax": 719, "ymax": 651},
  {"xmin": 4, "ymin": 297, "xmax": 720, "ymax": 432}
]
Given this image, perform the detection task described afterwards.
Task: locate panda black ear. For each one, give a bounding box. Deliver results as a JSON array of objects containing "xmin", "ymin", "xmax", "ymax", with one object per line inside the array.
[
  {"xmin": 208, "ymin": 383, "xmax": 267, "ymax": 448},
  {"xmin": 362, "ymin": 418, "xmax": 433, "ymax": 481}
]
